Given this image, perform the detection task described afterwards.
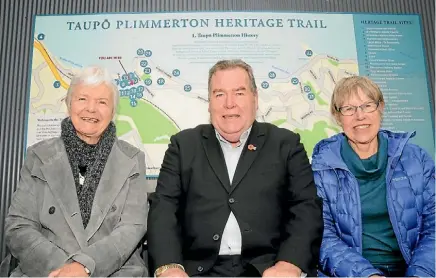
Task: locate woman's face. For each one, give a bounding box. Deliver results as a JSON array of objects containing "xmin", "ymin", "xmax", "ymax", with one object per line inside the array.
[
  {"xmin": 337, "ymin": 87, "xmax": 384, "ymax": 147},
  {"xmin": 69, "ymin": 83, "xmax": 114, "ymax": 144}
]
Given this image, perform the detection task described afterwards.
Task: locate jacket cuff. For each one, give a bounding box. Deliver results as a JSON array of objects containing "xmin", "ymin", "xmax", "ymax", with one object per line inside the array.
[
  {"xmin": 250, "ymin": 261, "xmax": 274, "ymax": 276},
  {"xmin": 406, "ymin": 265, "xmax": 433, "ymax": 277},
  {"xmin": 360, "ymin": 267, "xmax": 383, "ymax": 277},
  {"xmin": 67, "ymin": 253, "xmax": 96, "ymax": 276}
]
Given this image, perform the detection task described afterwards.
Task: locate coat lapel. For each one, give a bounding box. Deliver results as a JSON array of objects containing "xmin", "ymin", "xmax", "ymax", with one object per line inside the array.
[
  {"xmin": 37, "ymin": 140, "xmax": 87, "ymax": 249},
  {"xmin": 85, "ymin": 141, "xmax": 137, "ymax": 241},
  {"xmin": 230, "ymin": 121, "xmax": 266, "ymax": 193},
  {"xmin": 201, "ymin": 125, "xmax": 231, "ymax": 192}
]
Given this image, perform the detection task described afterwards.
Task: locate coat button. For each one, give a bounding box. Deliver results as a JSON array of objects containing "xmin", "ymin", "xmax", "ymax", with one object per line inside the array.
[
  {"xmin": 228, "ymin": 198, "xmax": 235, "ymax": 204},
  {"xmin": 197, "ymin": 266, "xmax": 204, "ymax": 272},
  {"xmin": 213, "ymin": 234, "xmax": 220, "ymax": 241},
  {"xmin": 49, "ymin": 206, "xmax": 55, "ymax": 214},
  {"xmin": 110, "ymin": 204, "xmax": 117, "ymax": 212}
]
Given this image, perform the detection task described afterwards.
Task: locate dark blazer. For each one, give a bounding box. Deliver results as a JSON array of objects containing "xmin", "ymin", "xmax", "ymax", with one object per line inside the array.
[
  {"xmin": 5, "ymin": 137, "xmax": 148, "ymax": 277},
  {"xmin": 148, "ymin": 121, "xmax": 323, "ymax": 277}
]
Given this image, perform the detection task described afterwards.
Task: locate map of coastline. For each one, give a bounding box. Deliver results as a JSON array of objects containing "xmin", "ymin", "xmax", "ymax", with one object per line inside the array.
[{"xmin": 26, "ymin": 12, "xmax": 372, "ymax": 177}]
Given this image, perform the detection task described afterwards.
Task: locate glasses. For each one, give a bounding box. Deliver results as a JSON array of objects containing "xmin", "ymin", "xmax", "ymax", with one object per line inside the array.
[{"xmin": 336, "ymin": 101, "xmax": 380, "ymax": 116}]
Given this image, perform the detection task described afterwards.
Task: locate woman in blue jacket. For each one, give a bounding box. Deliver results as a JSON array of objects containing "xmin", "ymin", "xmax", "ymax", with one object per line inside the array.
[{"xmin": 312, "ymin": 76, "xmax": 434, "ymax": 277}]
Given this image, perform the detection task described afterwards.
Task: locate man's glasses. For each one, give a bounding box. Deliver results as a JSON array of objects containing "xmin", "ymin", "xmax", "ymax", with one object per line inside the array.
[{"xmin": 336, "ymin": 101, "xmax": 380, "ymax": 116}]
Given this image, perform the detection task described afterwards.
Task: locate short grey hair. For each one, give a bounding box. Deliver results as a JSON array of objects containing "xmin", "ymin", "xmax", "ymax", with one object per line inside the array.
[
  {"xmin": 66, "ymin": 66, "xmax": 119, "ymax": 119},
  {"xmin": 208, "ymin": 59, "xmax": 257, "ymax": 98},
  {"xmin": 331, "ymin": 75, "xmax": 385, "ymax": 121}
]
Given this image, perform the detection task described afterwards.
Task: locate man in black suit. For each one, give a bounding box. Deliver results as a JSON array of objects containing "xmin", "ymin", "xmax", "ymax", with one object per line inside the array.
[{"xmin": 148, "ymin": 59, "xmax": 323, "ymax": 277}]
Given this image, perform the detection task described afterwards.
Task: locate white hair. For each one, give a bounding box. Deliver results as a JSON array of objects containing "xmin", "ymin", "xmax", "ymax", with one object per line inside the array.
[{"xmin": 66, "ymin": 66, "xmax": 119, "ymax": 119}]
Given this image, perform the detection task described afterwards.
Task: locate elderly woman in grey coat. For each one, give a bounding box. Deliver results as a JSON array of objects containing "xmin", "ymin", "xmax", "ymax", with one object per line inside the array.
[{"xmin": 5, "ymin": 66, "xmax": 148, "ymax": 277}]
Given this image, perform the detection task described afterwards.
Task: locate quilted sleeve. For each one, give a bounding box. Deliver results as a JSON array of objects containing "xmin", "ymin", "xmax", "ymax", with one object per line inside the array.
[
  {"xmin": 405, "ymin": 148, "xmax": 435, "ymax": 277},
  {"xmin": 314, "ymin": 171, "xmax": 383, "ymax": 277}
]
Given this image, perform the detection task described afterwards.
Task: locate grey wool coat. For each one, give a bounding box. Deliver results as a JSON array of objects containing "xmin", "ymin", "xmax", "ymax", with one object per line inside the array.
[{"xmin": 5, "ymin": 137, "xmax": 148, "ymax": 277}]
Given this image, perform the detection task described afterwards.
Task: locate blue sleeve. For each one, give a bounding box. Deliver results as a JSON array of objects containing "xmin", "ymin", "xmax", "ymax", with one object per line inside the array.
[
  {"xmin": 406, "ymin": 148, "xmax": 435, "ymax": 277},
  {"xmin": 314, "ymin": 171, "xmax": 383, "ymax": 277}
]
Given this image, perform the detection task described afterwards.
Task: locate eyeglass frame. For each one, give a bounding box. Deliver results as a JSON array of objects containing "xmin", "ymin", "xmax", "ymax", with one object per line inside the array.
[{"xmin": 335, "ymin": 101, "xmax": 381, "ymax": 116}]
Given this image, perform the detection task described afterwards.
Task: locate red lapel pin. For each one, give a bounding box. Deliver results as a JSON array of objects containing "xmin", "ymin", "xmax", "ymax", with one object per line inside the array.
[{"xmin": 248, "ymin": 144, "xmax": 257, "ymax": 151}]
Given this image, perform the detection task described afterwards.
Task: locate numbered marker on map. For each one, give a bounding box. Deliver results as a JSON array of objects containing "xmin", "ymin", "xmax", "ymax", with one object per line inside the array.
[
  {"xmin": 184, "ymin": 84, "xmax": 192, "ymax": 92},
  {"xmin": 144, "ymin": 79, "xmax": 152, "ymax": 86},
  {"xmin": 137, "ymin": 48, "xmax": 145, "ymax": 55},
  {"xmin": 172, "ymin": 69, "xmax": 180, "ymax": 77}
]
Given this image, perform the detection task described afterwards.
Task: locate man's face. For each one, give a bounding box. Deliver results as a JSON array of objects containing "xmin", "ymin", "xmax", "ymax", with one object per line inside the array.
[{"xmin": 208, "ymin": 67, "xmax": 258, "ymax": 143}]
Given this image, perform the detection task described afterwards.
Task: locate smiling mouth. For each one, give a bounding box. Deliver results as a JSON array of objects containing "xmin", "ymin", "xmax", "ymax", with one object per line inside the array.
[
  {"xmin": 81, "ymin": 117, "xmax": 99, "ymax": 123},
  {"xmin": 223, "ymin": 115, "xmax": 240, "ymax": 119},
  {"xmin": 354, "ymin": 124, "xmax": 370, "ymax": 129}
]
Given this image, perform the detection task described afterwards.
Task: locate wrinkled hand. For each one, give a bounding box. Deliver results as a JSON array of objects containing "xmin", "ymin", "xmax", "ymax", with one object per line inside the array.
[
  {"xmin": 263, "ymin": 261, "xmax": 302, "ymax": 277},
  {"xmin": 158, "ymin": 268, "xmax": 189, "ymax": 277},
  {"xmin": 48, "ymin": 262, "xmax": 89, "ymax": 277}
]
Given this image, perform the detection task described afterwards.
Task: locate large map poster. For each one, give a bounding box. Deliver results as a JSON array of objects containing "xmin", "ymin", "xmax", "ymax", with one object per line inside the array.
[{"xmin": 26, "ymin": 12, "xmax": 434, "ymax": 178}]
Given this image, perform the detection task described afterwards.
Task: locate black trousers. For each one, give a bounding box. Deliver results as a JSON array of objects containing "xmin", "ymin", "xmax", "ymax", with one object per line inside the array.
[{"xmin": 202, "ymin": 255, "xmax": 261, "ymax": 277}]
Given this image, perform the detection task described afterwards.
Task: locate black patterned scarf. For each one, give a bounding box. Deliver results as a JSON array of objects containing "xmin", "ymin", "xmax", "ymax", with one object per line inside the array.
[{"xmin": 61, "ymin": 117, "xmax": 116, "ymax": 228}]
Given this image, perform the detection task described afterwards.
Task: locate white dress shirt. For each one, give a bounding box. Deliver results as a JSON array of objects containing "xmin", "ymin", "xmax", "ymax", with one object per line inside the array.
[
  {"xmin": 214, "ymin": 127, "xmax": 307, "ymax": 277},
  {"xmin": 215, "ymin": 127, "xmax": 251, "ymax": 255}
]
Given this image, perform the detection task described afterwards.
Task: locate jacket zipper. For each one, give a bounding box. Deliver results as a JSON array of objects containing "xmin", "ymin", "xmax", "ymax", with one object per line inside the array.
[{"xmin": 385, "ymin": 158, "xmax": 410, "ymax": 262}]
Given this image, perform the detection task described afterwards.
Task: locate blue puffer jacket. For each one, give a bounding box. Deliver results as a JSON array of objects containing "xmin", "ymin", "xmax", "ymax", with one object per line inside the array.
[{"xmin": 312, "ymin": 130, "xmax": 435, "ymax": 277}]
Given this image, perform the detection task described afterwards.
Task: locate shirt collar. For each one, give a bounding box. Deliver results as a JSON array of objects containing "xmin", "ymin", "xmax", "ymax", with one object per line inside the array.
[{"xmin": 215, "ymin": 126, "xmax": 252, "ymax": 148}]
